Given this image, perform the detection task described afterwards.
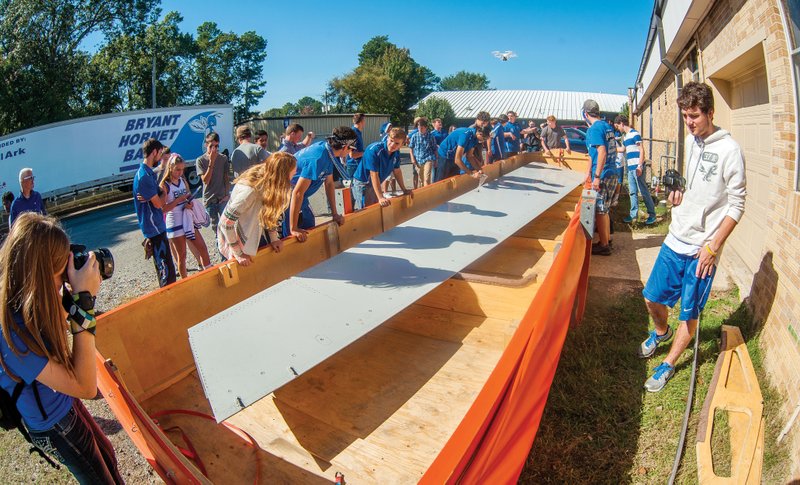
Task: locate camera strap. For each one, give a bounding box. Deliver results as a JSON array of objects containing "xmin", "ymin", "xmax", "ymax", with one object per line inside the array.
[{"xmin": 61, "ymin": 287, "xmax": 97, "ymax": 335}]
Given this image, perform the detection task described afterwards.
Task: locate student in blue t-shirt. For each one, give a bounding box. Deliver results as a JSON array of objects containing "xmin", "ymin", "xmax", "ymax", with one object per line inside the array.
[
  {"xmin": 435, "ymin": 125, "xmax": 491, "ymax": 181},
  {"xmin": 430, "ymin": 118, "xmax": 448, "ymax": 147},
  {"xmin": 582, "ymin": 99, "xmax": 619, "ymax": 256},
  {"xmin": 0, "ymin": 213, "xmax": 124, "ymax": 483},
  {"xmin": 504, "ymin": 111, "xmax": 523, "ymax": 156},
  {"xmin": 352, "ymin": 128, "xmax": 410, "ymax": 210},
  {"xmin": 8, "ymin": 168, "xmax": 46, "ymax": 227},
  {"xmin": 490, "ymin": 115, "xmax": 508, "ymax": 163},
  {"xmin": 133, "ymin": 138, "xmax": 178, "ymax": 286},
  {"xmin": 284, "ymin": 126, "xmax": 358, "ymax": 241},
  {"xmin": 344, "ymin": 113, "xmax": 366, "ymax": 179}
]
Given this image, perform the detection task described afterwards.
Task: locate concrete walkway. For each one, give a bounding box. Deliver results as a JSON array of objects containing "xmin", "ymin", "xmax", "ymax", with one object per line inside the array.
[{"xmin": 588, "ymin": 230, "xmax": 734, "ymax": 291}]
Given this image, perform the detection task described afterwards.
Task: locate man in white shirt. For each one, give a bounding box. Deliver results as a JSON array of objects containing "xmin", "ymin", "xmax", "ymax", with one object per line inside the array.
[{"xmin": 638, "ymin": 82, "xmax": 746, "ymax": 392}]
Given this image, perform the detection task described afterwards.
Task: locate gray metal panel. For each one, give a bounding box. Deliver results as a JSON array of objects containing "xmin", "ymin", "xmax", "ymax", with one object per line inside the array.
[
  {"xmin": 189, "ymin": 164, "xmax": 585, "ymax": 422},
  {"xmin": 414, "ymin": 90, "xmax": 628, "ymax": 122}
]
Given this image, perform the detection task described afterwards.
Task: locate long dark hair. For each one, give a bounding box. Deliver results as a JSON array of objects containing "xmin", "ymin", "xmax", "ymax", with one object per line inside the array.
[{"xmin": 0, "ymin": 213, "xmax": 72, "ymax": 381}]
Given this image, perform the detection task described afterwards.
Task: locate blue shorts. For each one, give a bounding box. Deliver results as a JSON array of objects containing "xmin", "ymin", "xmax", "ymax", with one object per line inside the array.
[{"xmin": 643, "ymin": 244, "xmax": 716, "ymax": 321}]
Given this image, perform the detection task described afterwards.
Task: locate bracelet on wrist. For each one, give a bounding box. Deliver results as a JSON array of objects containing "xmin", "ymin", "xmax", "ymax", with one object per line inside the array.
[{"xmin": 705, "ymin": 244, "xmax": 718, "ymax": 257}]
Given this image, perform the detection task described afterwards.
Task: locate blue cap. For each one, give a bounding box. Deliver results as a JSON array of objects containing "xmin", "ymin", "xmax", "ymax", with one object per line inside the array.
[{"xmin": 380, "ymin": 121, "xmax": 392, "ymax": 136}]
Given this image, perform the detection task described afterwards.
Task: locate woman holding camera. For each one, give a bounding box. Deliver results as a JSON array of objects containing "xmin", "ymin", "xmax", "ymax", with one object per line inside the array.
[
  {"xmin": 0, "ymin": 213, "xmax": 123, "ymax": 484},
  {"xmin": 218, "ymin": 151, "xmax": 296, "ymax": 266}
]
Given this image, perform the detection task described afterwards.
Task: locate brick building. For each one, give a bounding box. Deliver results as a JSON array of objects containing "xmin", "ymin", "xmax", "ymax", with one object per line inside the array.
[{"xmin": 632, "ymin": 0, "xmax": 800, "ymax": 476}]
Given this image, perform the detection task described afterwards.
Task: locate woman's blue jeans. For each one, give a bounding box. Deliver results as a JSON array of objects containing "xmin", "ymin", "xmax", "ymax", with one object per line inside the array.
[{"xmin": 29, "ymin": 400, "xmax": 123, "ymax": 485}]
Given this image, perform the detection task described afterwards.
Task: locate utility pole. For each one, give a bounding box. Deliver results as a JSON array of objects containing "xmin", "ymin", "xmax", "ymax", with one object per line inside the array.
[{"xmin": 151, "ymin": 54, "xmax": 157, "ymax": 109}]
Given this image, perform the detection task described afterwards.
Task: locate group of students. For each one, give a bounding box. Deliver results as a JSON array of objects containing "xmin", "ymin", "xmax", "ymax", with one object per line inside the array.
[{"xmin": 192, "ymin": 111, "xmax": 539, "ymax": 268}]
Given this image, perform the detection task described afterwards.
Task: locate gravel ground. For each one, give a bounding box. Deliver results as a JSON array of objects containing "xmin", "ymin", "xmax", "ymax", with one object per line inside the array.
[{"xmin": 1, "ymin": 159, "xmax": 416, "ymax": 484}]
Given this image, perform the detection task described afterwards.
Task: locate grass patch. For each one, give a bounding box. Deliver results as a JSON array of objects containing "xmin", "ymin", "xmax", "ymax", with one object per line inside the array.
[
  {"xmin": 611, "ymin": 186, "xmax": 671, "ymax": 236},
  {"xmin": 519, "ymin": 280, "xmax": 792, "ymax": 484}
]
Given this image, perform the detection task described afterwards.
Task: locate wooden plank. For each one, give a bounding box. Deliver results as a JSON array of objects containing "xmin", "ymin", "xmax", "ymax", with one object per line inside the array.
[
  {"xmin": 464, "ymin": 243, "xmax": 551, "ymax": 280},
  {"xmin": 696, "ymin": 325, "xmax": 764, "ymax": 484},
  {"xmin": 384, "ymin": 303, "xmax": 515, "ymax": 349},
  {"xmin": 416, "ymin": 278, "xmax": 541, "ymax": 320}
]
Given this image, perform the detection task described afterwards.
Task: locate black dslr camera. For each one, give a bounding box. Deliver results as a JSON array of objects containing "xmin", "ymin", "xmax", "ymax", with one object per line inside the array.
[
  {"xmin": 70, "ymin": 244, "xmax": 115, "ymax": 280},
  {"xmin": 663, "ymin": 169, "xmax": 686, "ymax": 193}
]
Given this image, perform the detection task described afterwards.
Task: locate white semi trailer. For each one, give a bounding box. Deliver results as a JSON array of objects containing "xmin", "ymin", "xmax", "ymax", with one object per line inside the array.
[{"xmin": 0, "ymin": 104, "xmax": 234, "ymax": 199}]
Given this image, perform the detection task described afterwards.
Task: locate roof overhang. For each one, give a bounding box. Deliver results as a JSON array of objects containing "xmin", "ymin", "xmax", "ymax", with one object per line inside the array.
[{"xmin": 633, "ymin": 0, "xmax": 715, "ymax": 113}]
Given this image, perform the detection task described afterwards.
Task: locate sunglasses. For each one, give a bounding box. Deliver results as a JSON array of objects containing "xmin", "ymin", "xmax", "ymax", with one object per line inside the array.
[
  {"xmin": 23, "ymin": 175, "xmax": 35, "ymax": 181},
  {"xmin": 209, "ymin": 143, "xmax": 220, "ymax": 148}
]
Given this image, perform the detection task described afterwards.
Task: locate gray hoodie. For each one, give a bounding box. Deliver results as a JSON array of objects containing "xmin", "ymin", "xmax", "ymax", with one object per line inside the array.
[{"xmin": 667, "ymin": 128, "xmax": 746, "ymax": 252}]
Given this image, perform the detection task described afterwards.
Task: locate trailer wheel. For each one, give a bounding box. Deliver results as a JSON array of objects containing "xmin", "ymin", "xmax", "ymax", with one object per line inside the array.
[{"xmin": 186, "ymin": 167, "xmax": 202, "ymax": 192}]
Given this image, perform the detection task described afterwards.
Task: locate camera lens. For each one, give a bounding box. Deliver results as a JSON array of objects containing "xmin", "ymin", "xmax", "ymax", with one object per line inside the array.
[{"xmin": 70, "ymin": 244, "xmax": 114, "ymax": 280}]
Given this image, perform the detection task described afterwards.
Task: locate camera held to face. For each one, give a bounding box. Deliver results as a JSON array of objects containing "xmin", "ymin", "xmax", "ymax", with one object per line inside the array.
[
  {"xmin": 663, "ymin": 169, "xmax": 686, "ymax": 193},
  {"xmin": 70, "ymin": 244, "xmax": 115, "ymax": 280}
]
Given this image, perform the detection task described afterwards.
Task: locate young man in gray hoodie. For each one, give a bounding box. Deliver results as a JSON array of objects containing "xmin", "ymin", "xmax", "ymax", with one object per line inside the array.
[{"xmin": 639, "ymin": 82, "xmax": 747, "ymax": 392}]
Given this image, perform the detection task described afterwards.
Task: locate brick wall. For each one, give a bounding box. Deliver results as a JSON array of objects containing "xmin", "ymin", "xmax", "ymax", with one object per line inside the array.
[{"xmin": 635, "ymin": 0, "xmax": 800, "ymax": 477}]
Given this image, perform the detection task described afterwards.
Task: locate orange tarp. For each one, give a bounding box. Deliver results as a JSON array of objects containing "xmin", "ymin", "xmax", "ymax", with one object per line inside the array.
[{"xmin": 421, "ymin": 210, "xmax": 590, "ymax": 484}]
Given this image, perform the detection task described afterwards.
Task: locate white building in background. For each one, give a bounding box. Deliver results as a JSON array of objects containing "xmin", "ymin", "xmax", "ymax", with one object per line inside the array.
[{"xmin": 414, "ymin": 89, "xmax": 628, "ymax": 124}]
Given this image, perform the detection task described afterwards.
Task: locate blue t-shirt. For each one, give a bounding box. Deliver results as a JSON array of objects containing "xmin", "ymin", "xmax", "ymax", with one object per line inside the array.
[
  {"xmin": 0, "ymin": 314, "xmax": 73, "ymax": 431},
  {"xmin": 353, "ymin": 141, "xmax": 395, "ymax": 184},
  {"xmin": 408, "ymin": 130, "xmax": 437, "ymax": 162},
  {"xmin": 504, "ymin": 122, "xmax": 521, "ymax": 153},
  {"xmin": 438, "ymin": 128, "xmax": 479, "ymax": 161},
  {"xmin": 292, "ymin": 142, "xmax": 335, "ymax": 199},
  {"xmin": 8, "ymin": 191, "xmax": 46, "ymax": 227},
  {"xmin": 491, "ymin": 123, "xmax": 506, "ymax": 159},
  {"xmin": 345, "ymin": 126, "xmax": 364, "ymax": 170},
  {"xmin": 431, "ymin": 129, "xmax": 447, "ymax": 146},
  {"xmin": 586, "ymin": 120, "xmax": 619, "ymax": 180},
  {"xmin": 133, "ymin": 162, "xmax": 166, "ymax": 238}
]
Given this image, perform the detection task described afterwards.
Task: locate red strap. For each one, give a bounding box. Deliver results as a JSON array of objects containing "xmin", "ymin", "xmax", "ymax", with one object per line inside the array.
[
  {"xmin": 152, "ymin": 409, "xmax": 260, "ymax": 484},
  {"xmin": 161, "ymin": 426, "xmax": 208, "ymax": 477}
]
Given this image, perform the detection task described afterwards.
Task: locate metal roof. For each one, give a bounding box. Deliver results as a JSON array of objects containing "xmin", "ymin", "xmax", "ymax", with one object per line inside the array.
[{"xmin": 413, "ymin": 90, "xmax": 629, "ymax": 121}]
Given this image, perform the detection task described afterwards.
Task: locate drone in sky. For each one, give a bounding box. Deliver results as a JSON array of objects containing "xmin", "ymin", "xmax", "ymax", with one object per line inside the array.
[{"xmin": 492, "ymin": 50, "xmax": 518, "ymax": 61}]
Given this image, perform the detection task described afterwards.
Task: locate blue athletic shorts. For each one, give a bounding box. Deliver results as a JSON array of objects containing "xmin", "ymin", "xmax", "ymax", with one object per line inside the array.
[{"xmin": 643, "ymin": 243, "xmax": 716, "ymax": 321}]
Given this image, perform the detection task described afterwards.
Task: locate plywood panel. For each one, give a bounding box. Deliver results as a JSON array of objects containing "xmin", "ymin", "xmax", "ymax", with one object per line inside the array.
[{"xmin": 189, "ymin": 165, "xmax": 584, "ymax": 421}]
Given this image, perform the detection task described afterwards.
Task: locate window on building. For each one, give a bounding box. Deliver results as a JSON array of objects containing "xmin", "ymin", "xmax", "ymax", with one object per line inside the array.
[
  {"xmin": 786, "ymin": 0, "xmax": 800, "ymax": 190},
  {"xmin": 688, "ymin": 50, "xmax": 700, "ymax": 82}
]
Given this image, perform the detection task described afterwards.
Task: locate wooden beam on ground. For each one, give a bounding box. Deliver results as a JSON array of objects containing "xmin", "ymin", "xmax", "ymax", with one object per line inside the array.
[{"xmin": 696, "ymin": 325, "xmax": 765, "ymax": 484}]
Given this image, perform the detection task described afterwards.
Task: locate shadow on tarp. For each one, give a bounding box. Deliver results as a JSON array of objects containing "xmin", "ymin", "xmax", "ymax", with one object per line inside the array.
[
  {"xmin": 431, "ymin": 201, "xmax": 507, "ymax": 218},
  {"xmin": 358, "ymin": 225, "xmax": 498, "ymax": 251},
  {"xmin": 298, "ymin": 251, "xmax": 454, "ymax": 288}
]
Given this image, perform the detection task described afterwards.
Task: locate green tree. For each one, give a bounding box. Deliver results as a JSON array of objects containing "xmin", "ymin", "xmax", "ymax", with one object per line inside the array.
[
  {"xmin": 193, "ymin": 23, "xmax": 268, "ymax": 122},
  {"xmin": 295, "ymin": 96, "xmax": 324, "ymax": 115},
  {"xmin": 330, "ymin": 36, "xmax": 439, "ymax": 125},
  {"xmin": 415, "ymin": 97, "xmax": 456, "ymax": 128},
  {"xmin": 619, "ymin": 102, "xmax": 630, "ymax": 121},
  {"xmin": 439, "ymin": 71, "xmax": 490, "ymax": 91},
  {"xmin": 194, "ymin": 22, "xmax": 240, "ymax": 106},
  {"xmin": 233, "ymin": 31, "xmax": 267, "ymax": 121},
  {"xmin": 0, "ymin": 0, "xmax": 159, "ymax": 132},
  {"xmin": 88, "ymin": 11, "xmax": 195, "ymax": 112}
]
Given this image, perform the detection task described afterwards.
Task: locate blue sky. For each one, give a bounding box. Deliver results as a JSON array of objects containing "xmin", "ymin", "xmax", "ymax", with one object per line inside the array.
[{"xmin": 88, "ymin": 0, "xmax": 654, "ymax": 112}]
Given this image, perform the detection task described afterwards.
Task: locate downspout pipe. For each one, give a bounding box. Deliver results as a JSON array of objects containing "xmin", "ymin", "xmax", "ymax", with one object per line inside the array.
[{"xmin": 656, "ymin": 12, "xmax": 685, "ymax": 173}]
